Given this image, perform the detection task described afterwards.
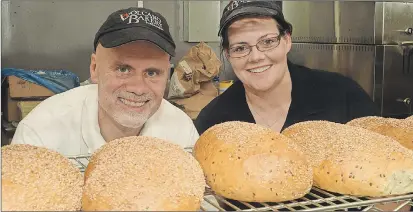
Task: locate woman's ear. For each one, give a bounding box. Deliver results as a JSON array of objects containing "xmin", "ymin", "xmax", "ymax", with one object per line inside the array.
[
  {"xmin": 224, "ymin": 49, "xmax": 230, "ymax": 60},
  {"xmin": 283, "ymin": 33, "xmax": 292, "ymax": 54}
]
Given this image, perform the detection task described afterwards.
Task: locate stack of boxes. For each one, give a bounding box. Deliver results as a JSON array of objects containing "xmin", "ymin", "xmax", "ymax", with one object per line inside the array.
[{"xmin": 2, "ymin": 76, "xmax": 55, "ymax": 144}]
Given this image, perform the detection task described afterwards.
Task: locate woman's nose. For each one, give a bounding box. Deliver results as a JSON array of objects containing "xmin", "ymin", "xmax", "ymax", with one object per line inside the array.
[{"xmin": 247, "ymin": 46, "xmax": 265, "ymax": 63}]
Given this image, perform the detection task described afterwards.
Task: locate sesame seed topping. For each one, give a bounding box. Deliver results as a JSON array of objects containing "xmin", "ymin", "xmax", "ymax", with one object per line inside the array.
[
  {"xmin": 2, "ymin": 144, "xmax": 83, "ymax": 211},
  {"xmin": 347, "ymin": 116, "xmax": 413, "ymax": 150},
  {"xmin": 283, "ymin": 121, "xmax": 413, "ymax": 168},
  {"xmin": 195, "ymin": 121, "xmax": 313, "ymax": 202},
  {"xmin": 282, "ymin": 120, "xmax": 413, "ymax": 196},
  {"xmin": 83, "ymin": 136, "xmax": 206, "ymax": 211}
]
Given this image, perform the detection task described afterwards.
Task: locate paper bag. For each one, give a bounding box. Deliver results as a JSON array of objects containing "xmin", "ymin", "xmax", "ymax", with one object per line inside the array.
[{"xmin": 167, "ymin": 42, "xmax": 221, "ymax": 99}]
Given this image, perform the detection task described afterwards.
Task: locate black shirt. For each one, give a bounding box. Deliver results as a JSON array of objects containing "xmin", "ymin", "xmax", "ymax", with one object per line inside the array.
[{"xmin": 195, "ymin": 62, "xmax": 380, "ymax": 135}]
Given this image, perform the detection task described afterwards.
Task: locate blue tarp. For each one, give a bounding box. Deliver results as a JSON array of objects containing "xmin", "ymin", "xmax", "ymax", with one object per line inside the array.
[{"xmin": 1, "ymin": 68, "xmax": 80, "ymax": 94}]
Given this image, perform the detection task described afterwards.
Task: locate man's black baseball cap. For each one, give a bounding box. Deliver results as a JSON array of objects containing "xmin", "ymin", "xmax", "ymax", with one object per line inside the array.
[
  {"xmin": 94, "ymin": 7, "xmax": 176, "ymax": 57},
  {"xmin": 218, "ymin": 1, "xmax": 292, "ymax": 36}
]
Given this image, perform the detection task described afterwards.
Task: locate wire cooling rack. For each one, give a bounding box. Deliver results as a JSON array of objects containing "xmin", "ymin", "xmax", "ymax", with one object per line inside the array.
[{"xmin": 68, "ymin": 155, "xmax": 413, "ymax": 211}]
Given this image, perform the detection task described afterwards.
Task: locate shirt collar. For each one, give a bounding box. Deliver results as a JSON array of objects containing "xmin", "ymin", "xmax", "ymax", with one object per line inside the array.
[{"xmin": 81, "ymin": 85, "xmax": 106, "ymax": 154}]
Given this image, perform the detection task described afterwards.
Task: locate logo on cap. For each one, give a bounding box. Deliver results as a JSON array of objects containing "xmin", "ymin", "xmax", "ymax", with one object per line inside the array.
[
  {"xmin": 119, "ymin": 10, "xmax": 164, "ymax": 31},
  {"xmin": 224, "ymin": 0, "xmax": 251, "ymax": 14}
]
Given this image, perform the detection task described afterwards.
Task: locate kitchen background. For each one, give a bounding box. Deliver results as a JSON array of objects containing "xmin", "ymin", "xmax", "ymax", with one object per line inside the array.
[{"xmin": 2, "ymin": 0, "xmax": 413, "ymax": 118}]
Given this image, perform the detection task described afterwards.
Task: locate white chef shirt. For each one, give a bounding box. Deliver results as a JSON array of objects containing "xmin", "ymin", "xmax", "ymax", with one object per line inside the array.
[{"xmin": 11, "ymin": 84, "xmax": 199, "ymax": 157}]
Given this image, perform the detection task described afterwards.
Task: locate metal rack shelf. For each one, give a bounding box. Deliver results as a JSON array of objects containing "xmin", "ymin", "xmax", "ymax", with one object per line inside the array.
[
  {"xmin": 68, "ymin": 155, "xmax": 90, "ymax": 173},
  {"xmin": 68, "ymin": 155, "xmax": 413, "ymax": 211},
  {"xmin": 201, "ymin": 188, "xmax": 413, "ymax": 211}
]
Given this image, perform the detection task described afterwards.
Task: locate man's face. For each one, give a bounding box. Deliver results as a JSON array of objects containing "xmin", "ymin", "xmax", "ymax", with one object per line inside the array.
[{"xmin": 90, "ymin": 41, "xmax": 170, "ymax": 128}]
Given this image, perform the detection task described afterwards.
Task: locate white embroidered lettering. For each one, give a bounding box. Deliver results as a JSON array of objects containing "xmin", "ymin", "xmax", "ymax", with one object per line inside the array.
[
  {"xmin": 137, "ymin": 15, "xmax": 145, "ymax": 22},
  {"xmin": 120, "ymin": 10, "xmax": 164, "ymax": 31},
  {"xmin": 128, "ymin": 14, "xmax": 139, "ymax": 24},
  {"xmin": 226, "ymin": 0, "xmax": 251, "ymax": 12},
  {"xmin": 144, "ymin": 14, "xmax": 152, "ymax": 24}
]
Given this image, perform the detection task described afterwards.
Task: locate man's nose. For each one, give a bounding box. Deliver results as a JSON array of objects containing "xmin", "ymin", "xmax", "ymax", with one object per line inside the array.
[
  {"xmin": 125, "ymin": 73, "xmax": 148, "ymax": 95},
  {"xmin": 247, "ymin": 46, "xmax": 265, "ymax": 63}
]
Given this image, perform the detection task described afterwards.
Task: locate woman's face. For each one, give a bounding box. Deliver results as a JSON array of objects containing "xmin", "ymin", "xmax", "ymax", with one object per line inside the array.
[{"xmin": 226, "ymin": 17, "xmax": 292, "ymax": 92}]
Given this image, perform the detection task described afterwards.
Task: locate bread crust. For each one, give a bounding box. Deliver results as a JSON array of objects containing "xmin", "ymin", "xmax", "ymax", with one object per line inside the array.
[
  {"xmin": 282, "ymin": 120, "xmax": 413, "ymax": 197},
  {"xmin": 1, "ymin": 144, "xmax": 83, "ymax": 211},
  {"xmin": 194, "ymin": 121, "xmax": 313, "ymax": 202},
  {"xmin": 82, "ymin": 136, "xmax": 206, "ymax": 211},
  {"xmin": 347, "ymin": 116, "xmax": 413, "ymax": 150}
]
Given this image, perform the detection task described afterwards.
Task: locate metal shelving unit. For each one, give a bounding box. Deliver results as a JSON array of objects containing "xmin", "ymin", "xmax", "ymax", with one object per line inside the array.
[{"xmin": 68, "ymin": 155, "xmax": 413, "ymax": 211}]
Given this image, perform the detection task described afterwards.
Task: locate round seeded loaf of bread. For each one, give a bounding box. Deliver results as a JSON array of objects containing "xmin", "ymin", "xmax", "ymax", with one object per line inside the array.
[
  {"xmin": 347, "ymin": 116, "xmax": 413, "ymax": 150},
  {"xmin": 194, "ymin": 121, "xmax": 313, "ymax": 202},
  {"xmin": 1, "ymin": 144, "xmax": 83, "ymax": 211},
  {"xmin": 82, "ymin": 136, "xmax": 206, "ymax": 211},
  {"xmin": 282, "ymin": 120, "xmax": 413, "ymax": 197}
]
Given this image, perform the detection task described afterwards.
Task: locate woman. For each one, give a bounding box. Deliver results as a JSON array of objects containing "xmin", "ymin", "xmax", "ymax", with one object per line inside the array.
[
  {"xmin": 195, "ymin": 2, "xmax": 408, "ymax": 211},
  {"xmin": 195, "ymin": 1, "xmax": 379, "ymax": 135}
]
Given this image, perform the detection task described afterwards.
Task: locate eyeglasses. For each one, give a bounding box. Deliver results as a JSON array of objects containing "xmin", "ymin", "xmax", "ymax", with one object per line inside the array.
[{"xmin": 228, "ymin": 34, "xmax": 282, "ymax": 58}]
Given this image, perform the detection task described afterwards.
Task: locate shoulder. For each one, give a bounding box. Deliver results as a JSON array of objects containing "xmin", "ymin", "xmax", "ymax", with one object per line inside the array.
[
  {"xmin": 288, "ymin": 62, "xmax": 379, "ymax": 120},
  {"xmin": 158, "ymin": 99, "xmax": 194, "ymax": 124},
  {"xmin": 146, "ymin": 99, "xmax": 197, "ymax": 133},
  {"xmin": 292, "ymin": 63, "xmax": 350, "ymax": 82},
  {"xmin": 12, "ymin": 85, "xmax": 97, "ymax": 153},
  {"xmin": 142, "ymin": 99, "xmax": 198, "ymax": 148},
  {"xmin": 200, "ymin": 80, "xmax": 244, "ymax": 113},
  {"xmin": 25, "ymin": 85, "xmax": 95, "ymax": 116},
  {"xmin": 290, "ymin": 63, "xmax": 362, "ymax": 92},
  {"xmin": 195, "ymin": 81, "xmax": 245, "ymax": 134},
  {"xmin": 17, "ymin": 85, "xmax": 96, "ymax": 133}
]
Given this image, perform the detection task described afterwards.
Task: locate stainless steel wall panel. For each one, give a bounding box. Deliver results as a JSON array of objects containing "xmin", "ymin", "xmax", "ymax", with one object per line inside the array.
[
  {"xmin": 381, "ymin": 2, "xmax": 413, "ymax": 44},
  {"xmin": 288, "ymin": 43, "xmax": 375, "ymax": 98},
  {"xmin": 381, "ymin": 45, "xmax": 413, "ymax": 116},
  {"xmin": 283, "ymin": 2, "xmax": 375, "ymax": 44}
]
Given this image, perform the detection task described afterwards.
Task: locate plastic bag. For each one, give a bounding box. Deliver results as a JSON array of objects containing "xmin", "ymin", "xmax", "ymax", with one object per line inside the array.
[{"xmin": 1, "ymin": 68, "xmax": 80, "ymax": 94}]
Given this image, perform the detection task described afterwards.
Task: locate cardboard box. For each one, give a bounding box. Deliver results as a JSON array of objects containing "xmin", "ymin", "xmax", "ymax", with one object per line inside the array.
[
  {"xmin": 3, "ymin": 94, "xmax": 20, "ymax": 122},
  {"xmin": 17, "ymin": 101, "xmax": 42, "ymax": 119},
  {"xmin": 8, "ymin": 76, "xmax": 54, "ymax": 98},
  {"xmin": 2, "ymin": 91, "xmax": 43, "ymax": 122}
]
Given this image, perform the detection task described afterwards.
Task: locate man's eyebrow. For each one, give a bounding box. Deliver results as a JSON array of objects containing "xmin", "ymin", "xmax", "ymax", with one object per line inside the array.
[
  {"xmin": 144, "ymin": 67, "xmax": 164, "ymax": 73},
  {"xmin": 109, "ymin": 62, "xmax": 166, "ymax": 73},
  {"xmin": 110, "ymin": 62, "xmax": 134, "ymax": 70}
]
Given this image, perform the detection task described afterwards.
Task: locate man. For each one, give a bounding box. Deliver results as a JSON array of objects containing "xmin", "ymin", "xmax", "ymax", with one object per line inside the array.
[{"xmin": 11, "ymin": 7, "xmax": 199, "ymax": 156}]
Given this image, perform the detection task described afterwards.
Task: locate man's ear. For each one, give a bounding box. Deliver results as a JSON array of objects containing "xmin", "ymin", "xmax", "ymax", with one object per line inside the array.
[{"xmin": 90, "ymin": 53, "xmax": 98, "ymax": 83}]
